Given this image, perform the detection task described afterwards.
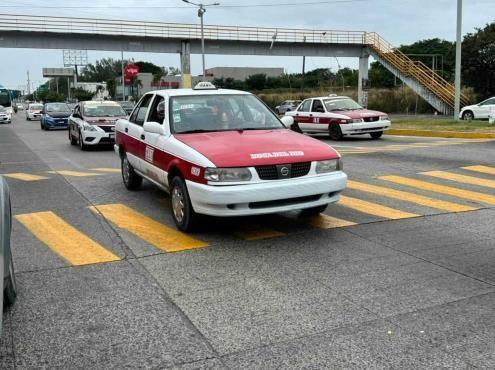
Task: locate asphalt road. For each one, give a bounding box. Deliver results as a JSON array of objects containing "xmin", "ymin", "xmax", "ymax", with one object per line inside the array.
[{"xmin": 1, "ymin": 114, "xmax": 495, "ymax": 369}]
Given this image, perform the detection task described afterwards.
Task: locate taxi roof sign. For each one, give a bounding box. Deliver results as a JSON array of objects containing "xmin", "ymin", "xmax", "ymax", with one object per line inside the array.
[{"xmin": 193, "ymin": 81, "xmax": 217, "ymax": 90}]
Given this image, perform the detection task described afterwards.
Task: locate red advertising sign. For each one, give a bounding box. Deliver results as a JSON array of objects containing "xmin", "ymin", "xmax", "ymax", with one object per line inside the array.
[{"xmin": 124, "ymin": 64, "xmax": 140, "ymax": 78}]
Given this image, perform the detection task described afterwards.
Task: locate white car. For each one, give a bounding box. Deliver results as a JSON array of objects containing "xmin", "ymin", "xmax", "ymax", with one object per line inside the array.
[
  {"xmin": 68, "ymin": 101, "xmax": 127, "ymax": 150},
  {"xmin": 460, "ymin": 97, "xmax": 495, "ymax": 120},
  {"xmin": 0, "ymin": 106, "xmax": 12, "ymax": 124},
  {"xmin": 25, "ymin": 103, "xmax": 43, "ymax": 120},
  {"xmin": 286, "ymin": 95, "xmax": 391, "ymax": 140},
  {"xmin": 114, "ymin": 82, "xmax": 347, "ymax": 231}
]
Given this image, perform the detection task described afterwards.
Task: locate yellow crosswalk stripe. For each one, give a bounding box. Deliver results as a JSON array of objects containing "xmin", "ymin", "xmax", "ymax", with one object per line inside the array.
[
  {"xmin": 90, "ymin": 203, "xmax": 208, "ymax": 252},
  {"xmin": 3, "ymin": 173, "xmax": 49, "ymax": 181},
  {"xmin": 91, "ymin": 168, "xmax": 121, "ymax": 173},
  {"xmin": 421, "ymin": 170, "xmax": 495, "ymax": 189},
  {"xmin": 380, "ymin": 175, "xmax": 495, "ymax": 206},
  {"xmin": 347, "ymin": 180, "xmax": 476, "ymax": 213},
  {"xmin": 15, "ymin": 211, "xmax": 119, "ymax": 266},
  {"xmin": 234, "ymin": 225, "xmax": 285, "ymax": 240},
  {"xmin": 338, "ymin": 195, "xmax": 419, "ymax": 220},
  {"xmin": 305, "ymin": 214, "xmax": 356, "ymax": 229},
  {"xmin": 462, "ymin": 165, "xmax": 495, "ymax": 176},
  {"xmin": 47, "ymin": 170, "xmax": 102, "ymax": 177}
]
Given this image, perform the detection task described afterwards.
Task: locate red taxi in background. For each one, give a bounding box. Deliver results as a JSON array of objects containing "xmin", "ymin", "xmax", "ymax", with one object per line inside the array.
[
  {"xmin": 286, "ymin": 95, "xmax": 391, "ymax": 140},
  {"xmin": 115, "ymin": 82, "xmax": 347, "ymax": 231}
]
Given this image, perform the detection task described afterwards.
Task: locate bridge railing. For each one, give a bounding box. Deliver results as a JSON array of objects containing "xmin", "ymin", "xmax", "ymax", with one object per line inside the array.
[{"xmin": 0, "ymin": 14, "xmax": 367, "ymax": 44}]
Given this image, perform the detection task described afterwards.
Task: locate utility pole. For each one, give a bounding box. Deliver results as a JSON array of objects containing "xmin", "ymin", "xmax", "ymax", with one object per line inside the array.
[
  {"xmin": 27, "ymin": 71, "xmax": 31, "ymax": 95},
  {"xmin": 301, "ymin": 36, "xmax": 306, "ymax": 93},
  {"xmin": 454, "ymin": 0, "xmax": 462, "ymax": 121},
  {"xmin": 121, "ymin": 50, "xmax": 125, "ymax": 101},
  {"xmin": 182, "ymin": 0, "xmax": 220, "ymax": 78}
]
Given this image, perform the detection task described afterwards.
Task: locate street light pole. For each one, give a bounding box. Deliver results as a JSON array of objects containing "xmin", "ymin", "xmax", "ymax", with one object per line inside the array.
[
  {"xmin": 454, "ymin": 0, "xmax": 462, "ymax": 121},
  {"xmin": 182, "ymin": 0, "xmax": 220, "ymax": 79}
]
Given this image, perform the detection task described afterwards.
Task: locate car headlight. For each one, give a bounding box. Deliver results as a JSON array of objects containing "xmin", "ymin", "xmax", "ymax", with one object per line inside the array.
[
  {"xmin": 204, "ymin": 167, "xmax": 252, "ymax": 182},
  {"xmin": 315, "ymin": 159, "xmax": 342, "ymax": 174},
  {"xmin": 83, "ymin": 123, "xmax": 97, "ymax": 131},
  {"xmin": 379, "ymin": 115, "xmax": 389, "ymax": 121}
]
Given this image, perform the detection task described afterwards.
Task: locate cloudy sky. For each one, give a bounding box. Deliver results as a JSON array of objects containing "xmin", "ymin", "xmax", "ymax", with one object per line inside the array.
[{"xmin": 0, "ymin": 0, "xmax": 493, "ymax": 91}]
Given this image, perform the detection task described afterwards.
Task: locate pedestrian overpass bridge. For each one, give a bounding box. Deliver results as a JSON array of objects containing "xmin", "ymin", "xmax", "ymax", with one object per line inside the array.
[{"xmin": 0, "ymin": 14, "xmax": 467, "ymax": 114}]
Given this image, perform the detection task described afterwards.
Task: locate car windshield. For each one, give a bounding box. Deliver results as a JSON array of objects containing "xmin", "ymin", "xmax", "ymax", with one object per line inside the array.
[
  {"xmin": 30, "ymin": 104, "xmax": 43, "ymax": 110},
  {"xmin": 170, "ymin": 94, "xmax": 284, "ymax": 134},
  {"xmin": 83, "ymin": 104, "xmax": 126, "ymax": 117},
  {"xmin": 46, "ymin": 103, "xmax": 70, "ymax": 113},
  {"xmin": 323, "ymin": 98, "xmax": 362, "ymax": 111}
]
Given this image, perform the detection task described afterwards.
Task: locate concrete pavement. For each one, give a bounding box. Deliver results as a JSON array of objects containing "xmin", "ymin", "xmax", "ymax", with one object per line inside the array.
[{"xmin": 1, "ymin": 114, "xmax": 495, "ymax": 368}]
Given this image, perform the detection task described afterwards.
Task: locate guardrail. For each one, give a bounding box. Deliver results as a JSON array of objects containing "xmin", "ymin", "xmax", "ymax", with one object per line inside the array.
[{"xmin": 0, "ymin": 14, "xmax": 367, "ymax": 45}]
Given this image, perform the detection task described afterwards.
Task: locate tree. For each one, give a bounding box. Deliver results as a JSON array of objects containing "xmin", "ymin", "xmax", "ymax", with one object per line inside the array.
[
  {"xmin": 72, "ymin": 88, "xmax": 94, "ymax": 101},
  {"xmin": 245, "ymin": 74, "xmax": 267, "ymax": 90},
  {"xmin": 462, "ymin": 22, "xmax": 495, "ymax": 99},
  {"xmin": 79, "ymin": 58, "xmax": 126, "ymax": 82},
  {"xmin": 106, "ymin": 78, "xmax": 116, "ymax": 98}
]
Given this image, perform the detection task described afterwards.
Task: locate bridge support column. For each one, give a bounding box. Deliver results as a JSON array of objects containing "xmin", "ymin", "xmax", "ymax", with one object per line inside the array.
[
  {"xmin": 358, "ymin": 53, "xmax": 369, "ymax": 107},
  {"xmin": 180, "ymin": 41, "xmax": 192, "ymax": 89}
]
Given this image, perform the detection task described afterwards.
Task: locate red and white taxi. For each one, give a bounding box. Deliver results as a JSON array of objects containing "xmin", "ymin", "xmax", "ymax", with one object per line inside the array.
[
  {"xmin": 115, "ymin": 82, "xmax": 347, "ymax": 231},
  {"xmin": 286, "ymin": 95, "xmax": 391, "ymax": 140}
]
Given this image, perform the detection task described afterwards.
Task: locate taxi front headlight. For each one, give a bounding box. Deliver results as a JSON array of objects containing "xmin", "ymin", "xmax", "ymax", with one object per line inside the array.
[
  {"xmin": 205, "ymin": 167, "xmax": 252, "ymax": 182},
  {"xmin": 83, "ymin": 123, "xmax": 97, "ymax": 132},
  {"xmin": 315, "ymin": 159, "xmax": 342, "ymax": 173},
  {"xmin": 379, "ymin": 115, "xmax": 389, "ymax": 121}
]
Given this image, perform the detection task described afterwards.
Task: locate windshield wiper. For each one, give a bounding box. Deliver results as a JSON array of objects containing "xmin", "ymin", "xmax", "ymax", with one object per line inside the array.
[{"xmin": 178, "ymin": 129, "xmax": 215, "ymax": 134}]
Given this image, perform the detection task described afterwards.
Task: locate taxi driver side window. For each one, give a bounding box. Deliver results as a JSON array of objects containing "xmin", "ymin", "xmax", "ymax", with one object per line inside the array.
[
  {"xmin": 298, "ymin": 99, "xmax": 311, "ymax": 112},
  {"xmin": 147, "ymin": 95, "xmax": 165, "ymax": 124},
  {"xmin": 130, "ymin": 95, "xmax": 153, "ymax": 126}
]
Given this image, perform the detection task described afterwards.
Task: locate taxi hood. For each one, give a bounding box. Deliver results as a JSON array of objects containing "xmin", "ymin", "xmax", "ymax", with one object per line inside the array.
[
  {"xmin": 332, "ymin": 109, "xmax": 385, "ymax": 119},
  {"xmin": 175, "ymin": 129, "xmax": 340, "ymax": 167}
]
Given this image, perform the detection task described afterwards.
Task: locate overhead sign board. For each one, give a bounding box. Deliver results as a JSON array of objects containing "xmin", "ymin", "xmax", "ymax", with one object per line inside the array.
[{"xmin": 42, "ymin": 68, "xmax": 75, "ymax": 77}]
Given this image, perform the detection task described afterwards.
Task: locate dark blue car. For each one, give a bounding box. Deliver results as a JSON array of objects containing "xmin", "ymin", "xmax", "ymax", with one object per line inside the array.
[{"xmin": 40, "ymin": 102, "xmax": 72, "ymax": 130}]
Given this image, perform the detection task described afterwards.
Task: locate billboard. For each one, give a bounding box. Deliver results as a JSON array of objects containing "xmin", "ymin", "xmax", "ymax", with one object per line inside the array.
[{"xmin": 42, "ymin": 68, "xmax": 75, "ymax": 77}]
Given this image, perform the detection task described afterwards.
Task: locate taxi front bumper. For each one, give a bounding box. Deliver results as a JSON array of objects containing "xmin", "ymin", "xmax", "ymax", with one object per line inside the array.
[
  {"xmin": 187, "ymin": 171, "xmax": 347, "ymax": 216},
  {"xmin": 340, "ymin": 119, "xmax": 391, "ymax": 135},
  {"xmin": 81, "ymin": 129, "xmax": 115, "ymax": 145}
]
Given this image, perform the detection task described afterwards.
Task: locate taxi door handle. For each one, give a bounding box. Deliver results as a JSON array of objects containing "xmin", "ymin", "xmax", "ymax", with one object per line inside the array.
[
  {"xmin": 140, "ymin": 134, "xmax": 145, "ymax": 140},
  {"xmin": 124, "ymin": 127, "xmax": 128, "ymax": 133}
]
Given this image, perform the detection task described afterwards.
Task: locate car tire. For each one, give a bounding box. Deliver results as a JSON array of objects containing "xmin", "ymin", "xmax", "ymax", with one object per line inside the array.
[
  {"xmin": 4, "ymin": 252, "xmax": 17, "ymax": 307},
  {"xmin": 69, "ymin": 128, "xmax": 77, "ymax": 145},
  {"xmin": 170, "ymin": 176, "xmax": 200, "ymax": 232},
  {"xmin": 290, "ymin": 121, "xmax": 304, "ymax": 134},
  {"xmin": 78, "ymin": 129, "xmax": 87, "ymax": 151},
  {"xmin": 300, "ymin": 204, "xmax": 328, "ymax": 216},
  {"xmin": 26, "ymin": 117, "xmax": 30, "ymax": 121},
  {"xmin": 462, "ymin": 111, "xmax": 474, "ymax": 120},
  {"xmin": 370, "ymin": 131, "xmax": 383, "ymax": 139},
  {"xmin": 329, "ymin": 123, "xmax": 343, "ymax": 140},
  {"xmin": 121, "ymin": 152, "xmax": 142, "ymax": 190}
]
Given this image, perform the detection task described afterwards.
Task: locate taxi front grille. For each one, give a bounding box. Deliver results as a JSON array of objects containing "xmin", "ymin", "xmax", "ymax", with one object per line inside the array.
[
  {"xmin": 363, "ymin": 116, "xmax": 379, "ymax": 122},
  {"xmin": 255, "ymin": 162, "xmax": 311, "ymax": 180},
  {"xmin": 98, "ymin": 125, "xmax": 115, "ymax": 132}
]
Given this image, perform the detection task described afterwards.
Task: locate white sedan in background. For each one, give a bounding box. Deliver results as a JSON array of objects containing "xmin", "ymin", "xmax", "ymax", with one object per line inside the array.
[{"xmin": 460, "ymin": 97, "xmax": 495, "ymax": 120}]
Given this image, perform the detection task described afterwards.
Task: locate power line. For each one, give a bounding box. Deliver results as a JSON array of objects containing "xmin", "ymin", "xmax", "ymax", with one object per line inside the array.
[{"xmin": 0, "ymin": 0, "xmax": 368, "ymax": 9}]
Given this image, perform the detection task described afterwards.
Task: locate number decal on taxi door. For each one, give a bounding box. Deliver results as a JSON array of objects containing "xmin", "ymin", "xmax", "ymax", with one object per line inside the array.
[{"xmin": 313, "ymin": 117, "xmax": 320, "ymax": 123}]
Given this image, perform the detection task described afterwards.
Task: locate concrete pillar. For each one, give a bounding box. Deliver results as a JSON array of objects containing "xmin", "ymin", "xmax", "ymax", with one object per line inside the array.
[
  {"xmin": 180, "ymin": 41, "xmax": 192, "ymax": 89},
  {"xmin": 358, "ymin": 53, "xmax": 369, "ymax": 107}
]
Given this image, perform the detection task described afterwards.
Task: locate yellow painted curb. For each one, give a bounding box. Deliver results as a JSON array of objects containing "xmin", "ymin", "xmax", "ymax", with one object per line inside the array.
[{"xmin": 385, "ymin": 128, "xmax": 495, "ymax": 139}]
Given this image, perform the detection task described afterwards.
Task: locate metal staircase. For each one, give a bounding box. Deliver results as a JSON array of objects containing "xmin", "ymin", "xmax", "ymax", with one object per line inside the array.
[{"xmin": 365, "ymin": 33, "xmax": 468, "ymax": 115}]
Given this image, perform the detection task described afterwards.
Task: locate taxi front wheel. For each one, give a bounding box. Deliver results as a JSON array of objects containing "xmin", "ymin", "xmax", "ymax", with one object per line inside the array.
[
  {"xmin": 170, "ymin": 176, "xmax": 200, "ymax": 232},
  {"xmin": 300, "ymin": 204, "xmax": 328, "ymax": 216}
]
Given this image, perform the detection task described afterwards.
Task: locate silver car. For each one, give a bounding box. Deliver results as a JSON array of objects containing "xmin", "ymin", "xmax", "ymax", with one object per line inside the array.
[
  {"xmin": 0, "ymin": 176, "xmax": 17, "ymax": 335},
  {"xmin": 275, "ymin": 100, "xmax": 301, "ymax": 115}
]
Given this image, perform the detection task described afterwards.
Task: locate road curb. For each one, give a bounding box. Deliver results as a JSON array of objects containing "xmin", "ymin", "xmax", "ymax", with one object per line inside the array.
[{"xmin": 385, "ymin": 129, "xmax": 495, "ymax": 139}]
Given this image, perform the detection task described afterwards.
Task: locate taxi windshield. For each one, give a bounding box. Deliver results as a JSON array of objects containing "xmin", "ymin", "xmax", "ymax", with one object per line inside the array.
[
  {"xmin": 46, "ymin": 103, "xmax": 70, "ymax": 113},
  {"xmin": 29, "ymin": 104, "xmax": 43, "ymax": 110},
  {"xmin": 83, "ymin": 104, "xmax": 126, "ymax": 117},
  {"xmin": 170, "ymin": 94, "xmax": 284, "ymax": 134},
  {"xmin": 323, "ymin": 98, "xmax": 362, "ymax": 111}
]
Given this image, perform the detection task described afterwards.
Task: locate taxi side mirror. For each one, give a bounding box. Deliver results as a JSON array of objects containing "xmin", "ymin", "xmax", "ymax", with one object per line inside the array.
[
  {"xmin": 143, "ymin": 121, "xmax": 164, "ymax": 135},
  {"xmin": 280, "ymin": 115, "xmax": 294, "ymax": 127}
]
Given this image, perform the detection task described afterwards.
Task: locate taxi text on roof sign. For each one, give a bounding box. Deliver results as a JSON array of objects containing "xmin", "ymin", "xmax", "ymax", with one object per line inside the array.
[{"xmin": 193, "ymin": 81, "xmax": 217, "ymax": 90}]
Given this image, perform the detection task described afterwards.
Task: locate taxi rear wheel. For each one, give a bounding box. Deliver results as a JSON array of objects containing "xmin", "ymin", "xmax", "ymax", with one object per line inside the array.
[
  {"xmin": 329, "ymin": 124, "xmax": 343, "ymax": 140},
  {"xmin": 121, "ymin": 153, "xmax": 142, "ymax": 190},
  {"xmin": 300, "ymin": 204, "xmax": 328, "ymax": 216},
  {"xmin": 290, "ymin": 121, "xmax": 303, "ymax": 134},
  {"xmin": 370, "ymin": 131, "xmax": 383, "ymax": 139},
  {"xmin": 170, "ymin": 176, "xmax": 199, "ymax": 232},
  {"xmin": 69, "ymin": 128, "xmax": 77, "ymax": 145}
]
